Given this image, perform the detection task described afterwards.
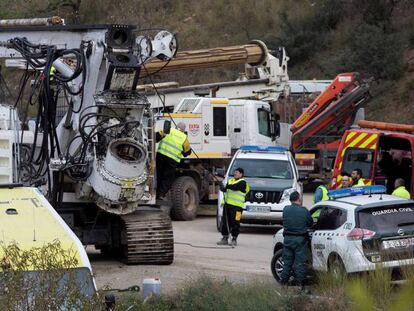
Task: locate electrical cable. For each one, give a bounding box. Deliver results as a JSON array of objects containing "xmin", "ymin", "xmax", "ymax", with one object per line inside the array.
[
  {"xmin": 174, "ymin": 242, "xmax": 234, "ymax": 249},
  {"xmin": 7, "ymin": 37, "xmax": 86, "ymax": 190}
]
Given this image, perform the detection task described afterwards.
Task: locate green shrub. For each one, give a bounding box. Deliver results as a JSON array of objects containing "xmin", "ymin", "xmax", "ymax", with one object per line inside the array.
[{"xmin": 0, "ymin": 240, "xmax": 102, "ymax": 310}]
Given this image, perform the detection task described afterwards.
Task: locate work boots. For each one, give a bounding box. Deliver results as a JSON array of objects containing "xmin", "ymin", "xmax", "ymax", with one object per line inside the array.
[{"xmin": 217, "ymin": 236, "xmax": 228, "ymax": 245}]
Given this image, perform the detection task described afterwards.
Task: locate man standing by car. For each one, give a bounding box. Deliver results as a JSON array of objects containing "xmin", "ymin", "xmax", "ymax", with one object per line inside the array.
[
  {"xmin": 281, "ymin": 191, "xmax": 313, "ymax": 287},
  {"xmin": 392, "ymin": 178, "xmax": 411, "ymax": 199},
  {"xmin": 351, "ymin": 168, "xmax": 365, "ymax": 187},
  {"xmin": 217, "ymin": 168, "xmax": 250, "ymax": 247}
]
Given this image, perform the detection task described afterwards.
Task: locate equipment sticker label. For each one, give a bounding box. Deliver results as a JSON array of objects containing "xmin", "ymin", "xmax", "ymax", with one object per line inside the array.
[{"xmin": 189, "ymin": 124, "xmax": 200, "ymax": 136}]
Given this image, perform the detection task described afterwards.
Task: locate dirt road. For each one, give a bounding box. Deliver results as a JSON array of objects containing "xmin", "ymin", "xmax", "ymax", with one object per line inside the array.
[{"xmin": 90, "ymin": 194, "xmax": 313, "ymax": 293}]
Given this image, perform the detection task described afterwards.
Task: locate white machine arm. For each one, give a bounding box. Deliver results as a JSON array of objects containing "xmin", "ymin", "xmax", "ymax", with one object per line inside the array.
[{"xmin": 0, "ymin": 22, "xmax": 177, "ymax": 214}]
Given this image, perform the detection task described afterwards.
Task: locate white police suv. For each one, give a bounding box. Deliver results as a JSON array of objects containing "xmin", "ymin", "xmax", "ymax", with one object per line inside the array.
[
  {"xmin": 217, "ymin": 145, "xmax": 302, "ymax": 230},
  {"xmin": 271, "ymin": 186, "xmax": 414, "ymax": 282}
]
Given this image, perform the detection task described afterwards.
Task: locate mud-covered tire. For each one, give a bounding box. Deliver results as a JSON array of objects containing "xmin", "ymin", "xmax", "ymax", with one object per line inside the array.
[
  {"xmin": 271, "ymin": 249, "xmax": 284, "ymax": 283},
  {"xmin": 328, "ymin": 255, "xmax": 346, "ymax": 278},
  {"xmin": 170, "ymin": 176, "xmax": 199, "ymax": 221}
]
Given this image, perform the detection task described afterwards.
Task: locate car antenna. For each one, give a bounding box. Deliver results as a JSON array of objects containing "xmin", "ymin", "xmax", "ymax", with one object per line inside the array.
[
  {"xmin": 379, "ymin": 192, "xmax": 383, "ymax": 200},
  {"xmin": 369, "ymin": 187, "xmax": 372, "ymax": 198}
]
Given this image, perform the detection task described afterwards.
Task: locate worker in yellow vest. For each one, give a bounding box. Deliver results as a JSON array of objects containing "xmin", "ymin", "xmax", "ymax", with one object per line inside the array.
[
  {"xmin": 217, "ymin": 167, "xmax": 250, "ymax": 247},
  {"xmin": 313, "ymin": 183, "xmax": 329, "ymax": 204},
  {"xmin": 312, "ymin": 182, "xmax": 330, "ymax": 220},
  {"xmin": 351, "ymin": 169, "xmax": 365, "ymax": 187},
  {"xmin": 392, "ymin": 178, "xmax": 411, "ymax": 199},
  {"xmin": 156, "ymin": 122, "xmax": 191, "ymax": 200}
]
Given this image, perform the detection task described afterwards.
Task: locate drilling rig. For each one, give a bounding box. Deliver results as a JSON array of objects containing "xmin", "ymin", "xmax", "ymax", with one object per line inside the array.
[{"xmin": 0, "ymin": 18, "xmax": 178, "ymax": 264}]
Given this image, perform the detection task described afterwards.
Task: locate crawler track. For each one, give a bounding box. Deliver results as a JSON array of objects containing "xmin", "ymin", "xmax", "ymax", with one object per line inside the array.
[{"xmin": 121, "ymin": 210, "xmax": 174, "ymax": 264}]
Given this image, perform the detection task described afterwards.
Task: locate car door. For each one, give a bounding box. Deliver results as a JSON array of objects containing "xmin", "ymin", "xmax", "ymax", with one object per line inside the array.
[
  {"xmin": 311, "ymin": 206, "xmax": 347, "ymax": 271},
  {"xmin": 310, "ymin": 206, "xmax": 329, "ymax": 270}
]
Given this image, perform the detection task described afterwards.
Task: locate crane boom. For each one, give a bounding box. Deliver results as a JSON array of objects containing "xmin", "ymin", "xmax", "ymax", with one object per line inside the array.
[{"xmin": 142, "ymin": 40, "xmax": 268, "ymax": 74}]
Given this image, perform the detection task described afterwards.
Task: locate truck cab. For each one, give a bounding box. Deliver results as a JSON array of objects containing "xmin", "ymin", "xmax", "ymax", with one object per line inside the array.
[
  {"xmin": 332, "ymin": 126, "xmax": 414, "ymax": 197},
  {"xmin": 156, "ymin": 97, "xmax": 282, "ymax": 155},
  {"xmin": 227, "ymin": 99, "xmax": 283, "ymax": 149}
]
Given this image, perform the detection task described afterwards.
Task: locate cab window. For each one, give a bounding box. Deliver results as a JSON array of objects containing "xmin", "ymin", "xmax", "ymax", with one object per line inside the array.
[
  {"xmin": 314, "ymin": 207, "xmax": 347, "ymax": 230},
  {"xmin": 342, "ymin": 148, "xmax": 374, "ymax": 178},
  {"xmin": 213, "ymin": 107, "xmax": 227, "ymax": 136},
  {"xmin": 257, "ymin": 108, "xmax": 271, "ymax": 137}
]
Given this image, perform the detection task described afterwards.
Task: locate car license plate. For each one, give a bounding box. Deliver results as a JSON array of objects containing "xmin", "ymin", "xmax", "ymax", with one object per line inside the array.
[
  {"xmin": 382, "ymin": 237, "xmax": 414, "ymax": 250},
  {"xmin": 246, "ymin": 205, "xmax": 270, "ymax": 213}
]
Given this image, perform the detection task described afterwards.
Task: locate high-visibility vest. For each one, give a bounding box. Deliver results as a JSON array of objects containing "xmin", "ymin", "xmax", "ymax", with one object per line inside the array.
[
  {"xmin": 392, "ymin": 186, "xmax": 411, "ymax": 199},
  {"xmin": 352, "ymin": 179, "xmax": 365, "ymax": 187},
  {"xmin": 50, "ymin": 65, "xmax": 56, "ymax": 80},
  {"xmin": 157, "ymin": 128, "xmax": 187, "ymax": 163},
  {"xmin": 313, "ymin": 185, "xmax": 329, "ymax": 204},
  {"xmin": 225, "ymin": 178, "xmax": 250, "ymax": 209}
]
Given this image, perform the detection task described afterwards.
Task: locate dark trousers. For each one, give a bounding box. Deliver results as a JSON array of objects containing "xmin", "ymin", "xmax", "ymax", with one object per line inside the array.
[
  {"xmin": 221, "ymin": 204, "xmax": 243, "ymax": 238},
  {"xmin": 281, "ymin": 236, "xmax": 308, "ymax": 284},
  {"xmin": 156, "ymin": 153, "xmax": 178, "ymax": 196}
]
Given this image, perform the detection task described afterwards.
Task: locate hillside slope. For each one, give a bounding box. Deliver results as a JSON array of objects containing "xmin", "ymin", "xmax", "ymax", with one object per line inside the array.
[{"xmin": 1, "ymin": 0, "xmax": 413, "ymax": 123}]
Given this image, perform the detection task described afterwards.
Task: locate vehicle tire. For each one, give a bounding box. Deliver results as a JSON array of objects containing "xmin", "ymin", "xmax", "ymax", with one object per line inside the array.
[
  {"xmin": 271, "ymin": 249, "xmax": 284, "ymax": 283},
  {"xmin": 328, "ymin": 255, "xmax": 346, "ymax": 279},
  {"xmin": 170, "ymin": 176, "xmax": 199, "ymax": 221}
]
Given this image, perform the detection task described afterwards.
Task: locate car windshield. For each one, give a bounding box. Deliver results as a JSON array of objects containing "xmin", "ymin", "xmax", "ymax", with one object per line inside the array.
[
  {"xmin": 358, "ymin": 204, "xmax": 414, "ymax": 231},
  {"xmin": 342, "ymin": 148, "xmax": 374, "ymax": 178},
  {"xmin": 229, "ymin": 158, "xmax": 293, "ymax": 179}
]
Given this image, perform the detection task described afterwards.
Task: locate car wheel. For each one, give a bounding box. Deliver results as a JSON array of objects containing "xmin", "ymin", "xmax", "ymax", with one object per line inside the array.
[
  {"xmin": 328, "ymin": 255, "xmax": 346, "ymax": 278},
  {"xmin": 271, "ymin": 249, "xmax": 284, "ymax": 283}
]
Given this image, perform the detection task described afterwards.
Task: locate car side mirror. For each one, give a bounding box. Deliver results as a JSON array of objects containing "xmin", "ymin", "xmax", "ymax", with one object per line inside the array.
[
  {"xmin": 215, "ymin": 168, "xmax": 226, "ymax": 178},
  {"xmin": 269, "ymin": 113, "xmax": 281, "ymax": 141}
]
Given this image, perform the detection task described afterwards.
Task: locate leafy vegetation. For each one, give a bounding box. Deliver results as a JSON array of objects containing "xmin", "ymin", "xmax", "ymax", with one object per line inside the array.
[{"xmin": 0, "ymin": 240, "xmax": 101, "ymax": 310}]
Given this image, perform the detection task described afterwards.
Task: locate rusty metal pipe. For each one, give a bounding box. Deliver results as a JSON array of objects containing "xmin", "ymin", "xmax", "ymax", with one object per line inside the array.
[
  {"xmin": 143, "ymin": 40, "xmax": 268, "ymax": 75},
  {"xmin": 358, "ymin": 120, "xmax": 414, "ymax": 133},
  {"xmin": 0, "ymin": 16, "xmax": 63, "ymax": 27}
]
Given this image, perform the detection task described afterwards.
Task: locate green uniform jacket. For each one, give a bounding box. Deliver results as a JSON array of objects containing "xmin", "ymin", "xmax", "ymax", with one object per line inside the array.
[{"xmin": 282, "ymin": 203, "xmax": 313, "ymax": 235}]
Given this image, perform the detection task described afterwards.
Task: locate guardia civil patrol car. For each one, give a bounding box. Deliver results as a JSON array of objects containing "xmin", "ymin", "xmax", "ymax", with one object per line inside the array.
[
  {"xmin": 217, "ymin": 145, "xmax": 302, "ymax": 229},
  {"xmin": 271, "ymin": 186, "xmax": 414, "ymax": 282}
]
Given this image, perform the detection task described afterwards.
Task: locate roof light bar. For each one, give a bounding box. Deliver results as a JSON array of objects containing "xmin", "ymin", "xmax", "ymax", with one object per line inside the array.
[
  {"xmin": 328, "ymin": 185, "xmax": 386, "ymax": 199},
  {"xmin": 240, "ymin": 145, "xmax": 288, "ymax": 152}
]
